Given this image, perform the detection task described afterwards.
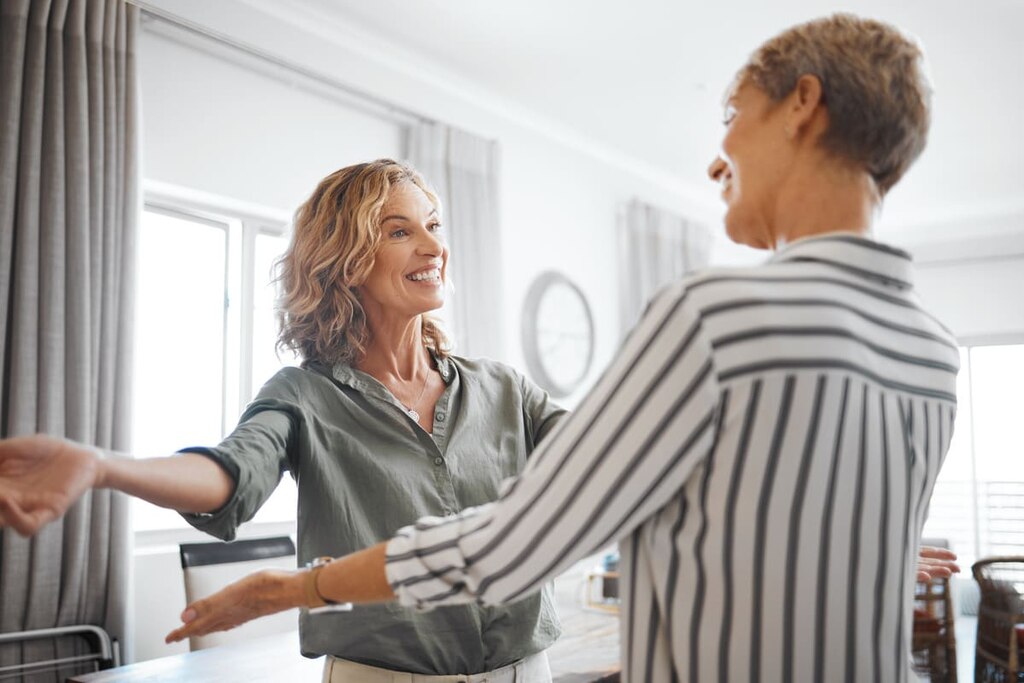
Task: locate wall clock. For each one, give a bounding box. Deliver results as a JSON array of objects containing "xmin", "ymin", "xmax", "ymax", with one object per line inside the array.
[{"xmin": 521, "ymin": 270, "xmax": 595, "ymax": 398}]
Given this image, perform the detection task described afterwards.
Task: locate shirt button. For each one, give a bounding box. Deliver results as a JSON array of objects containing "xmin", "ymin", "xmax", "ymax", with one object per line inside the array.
[
  {"xmin": 434, "ymin": 457, "xmax": 443, "ymax": 466},
  {"xmin": 436, "ymin": 412, "xmax": 446, "ymax": 422}
]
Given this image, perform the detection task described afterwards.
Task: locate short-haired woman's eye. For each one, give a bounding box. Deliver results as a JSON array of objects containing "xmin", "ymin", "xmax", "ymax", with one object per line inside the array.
[
  {"xmin": 722, "ymin": 106, "xmax": 737, "ymax": 126},
  {"xmin": 429, "ymin": 222, "xmax": 443, "ymax": 232}
]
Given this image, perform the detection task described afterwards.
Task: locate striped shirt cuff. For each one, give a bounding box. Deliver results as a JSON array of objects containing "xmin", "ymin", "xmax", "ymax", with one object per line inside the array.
[{"xmin": 385, "ymin": 506, "xmax": 494, "ymax": 610}]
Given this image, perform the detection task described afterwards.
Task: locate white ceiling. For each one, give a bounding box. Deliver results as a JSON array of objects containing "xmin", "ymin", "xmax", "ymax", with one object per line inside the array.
[{"xmin": 285, "ymin": 0, "xmax": 1023, "ymax": 233}]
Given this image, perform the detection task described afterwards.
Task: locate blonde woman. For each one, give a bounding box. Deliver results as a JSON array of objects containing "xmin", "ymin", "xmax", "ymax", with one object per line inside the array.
[{"xmin": 0, "ymin": 160, "xmax": 560, "ymax": 680}]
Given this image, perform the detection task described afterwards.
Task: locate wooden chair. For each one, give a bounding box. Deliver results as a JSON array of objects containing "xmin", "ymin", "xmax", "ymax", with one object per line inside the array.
[
  {"xmin": 912, "ymin": 577, "xmax": 958, "ymax": 682},
  {"xmin": 973, "ymin": 556, "xmax": 1024, "ymax": 682}
]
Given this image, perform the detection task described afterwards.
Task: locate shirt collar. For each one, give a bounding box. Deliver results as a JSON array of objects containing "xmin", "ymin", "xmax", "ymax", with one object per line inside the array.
[
  {"xmin": 767, "ymin": 233, "xmax": 914, "ymax": 290},
  {"xmin": 314, "ymin": 348, "xmax": 455, "ymax": 395}
]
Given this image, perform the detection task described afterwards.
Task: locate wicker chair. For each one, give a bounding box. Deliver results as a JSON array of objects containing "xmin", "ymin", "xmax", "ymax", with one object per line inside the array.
[
  {"xmin": 912, "ymin": 577, "xmax": 958, "ymax": 682},
  {"xmin": 973, "ymin": 556, "xmax": 1024, "ymax": 682}
]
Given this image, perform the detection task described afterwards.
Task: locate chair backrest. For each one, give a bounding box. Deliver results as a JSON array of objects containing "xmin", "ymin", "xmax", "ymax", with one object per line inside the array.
[
  {"xmin": 179, "ymin": 536, "xmax": 298, "ymax": 651},
  {"xmin": 972, "ymin": 556, "xmax": 1024, "ymax": 680}
]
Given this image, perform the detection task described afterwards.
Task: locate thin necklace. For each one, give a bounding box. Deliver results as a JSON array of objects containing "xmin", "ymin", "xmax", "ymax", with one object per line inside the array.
[{"xmin": 401, "ymin": 368, "xmax": 431, "ymax": 422}]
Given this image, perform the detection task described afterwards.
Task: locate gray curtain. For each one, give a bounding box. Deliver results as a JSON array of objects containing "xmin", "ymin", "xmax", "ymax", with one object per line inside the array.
[
  {"xmin": 406, "ymin": 122, "xmax": 504, "ymax": 360},
  {"xmin": 618, "ymin": 198, "xmax": 712, "ymax": 336},
  {"xmin": 0, "ymin": 0, "xmax": 139, "ymax": 678}
]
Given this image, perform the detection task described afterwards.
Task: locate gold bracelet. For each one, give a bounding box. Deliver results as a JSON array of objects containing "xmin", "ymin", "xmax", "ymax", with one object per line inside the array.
[{"xmin": 304, "ymin": 556, "xmax": 336, "ymax": 608}]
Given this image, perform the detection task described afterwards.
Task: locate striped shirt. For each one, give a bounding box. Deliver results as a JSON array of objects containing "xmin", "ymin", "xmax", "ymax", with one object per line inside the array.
[{"xmin": 385, "ymin": 233, "xmax": 959, "ymax": 682}]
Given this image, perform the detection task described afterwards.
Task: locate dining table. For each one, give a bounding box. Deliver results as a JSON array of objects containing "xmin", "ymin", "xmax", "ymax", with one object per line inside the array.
[{"xmin": 70, "ymin": 556, "xmax": 622, "ymax": 682}]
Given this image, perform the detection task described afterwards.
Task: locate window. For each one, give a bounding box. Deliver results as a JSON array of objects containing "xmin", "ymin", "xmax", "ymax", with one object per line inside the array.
[
  {"xmin": 922, "ymin": 342, "xmax": 1024, "ymax": 567},
  {"xmin": 131, "ymin": 192, "xmax": 298, "ymax": 531}
]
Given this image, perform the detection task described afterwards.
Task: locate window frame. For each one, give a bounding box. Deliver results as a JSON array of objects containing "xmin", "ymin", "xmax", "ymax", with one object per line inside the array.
[
  {"xmin": 133, "ymin": 181, "xmax": 294, "ymax": 544},
  {"xmin": 925, "ymin": 332, "xmax": 1024, "ymax": 564}
]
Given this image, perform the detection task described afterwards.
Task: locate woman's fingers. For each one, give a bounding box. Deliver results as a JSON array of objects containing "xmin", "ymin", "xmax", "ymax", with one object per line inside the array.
[
  {"xmin": 0, "ymin": 496, "xmax": 39, "ymax": 536},
  {"xmin": 923, "ymin": 558, "xmax": 960, "ymax": 571},
  {"xmin": 165, "ymin": 599, "xmax": 229, "ymax": 643},
  {"xmin": 0, "ymin": 492, "xmax": 62, "ymax": 536},
  {"xmin": 916, "ymin": 558, "xmax": 961, "ymax": 582},
  {"xmin": 164, "ymin": 572, "xmax": 295, "ymax": 644},
  {"xmin": 915, "ymin": 546, "xmax": 960, "ymax": 583},
  {"xmin": 918, "ymin": 565, "xmax": 952, "ymax": 580},
  {"xmin": 919, "ymin": 546, "xmax": 957, "ymax": 561},
  {"xmin": 919, "ymin": 557, "xmax": 961, "ymax": 573}
]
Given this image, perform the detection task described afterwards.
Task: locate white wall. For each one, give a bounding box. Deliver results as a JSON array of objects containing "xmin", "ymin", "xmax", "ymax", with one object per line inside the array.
[
  {"xmin": 140, "ymin": 28, "xmax": 403, "ymax": 211},
  {"xmin": 892, "ymin": 220, "xmax": 1024, "ymax": 343}
]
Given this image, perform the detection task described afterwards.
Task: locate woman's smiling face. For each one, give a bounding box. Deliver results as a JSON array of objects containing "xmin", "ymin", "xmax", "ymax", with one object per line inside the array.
[
  {"xmin": 707, "ymin": 81, "xmax": 791, "ymax": 249},
  {"xmin": 358, "ymin": 181, "xmax": 448, "ymax": 319}
]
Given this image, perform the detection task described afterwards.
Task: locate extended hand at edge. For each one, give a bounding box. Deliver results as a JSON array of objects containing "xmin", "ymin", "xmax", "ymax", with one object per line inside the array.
[{"xmin": 0, "ymin": 435, "xmax": 102, "ymax": 536}]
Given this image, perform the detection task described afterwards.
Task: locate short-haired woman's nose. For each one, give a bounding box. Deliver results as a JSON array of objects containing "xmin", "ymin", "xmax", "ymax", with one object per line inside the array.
[{"xmin": 708, "ymin": 156, "xmax": 727, "ymax": 182}]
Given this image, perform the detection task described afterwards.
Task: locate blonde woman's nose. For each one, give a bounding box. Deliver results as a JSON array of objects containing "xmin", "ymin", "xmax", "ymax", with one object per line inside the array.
[{"xmin": 417, "ymin": 228, "xmax": 444, "ymax": 255}]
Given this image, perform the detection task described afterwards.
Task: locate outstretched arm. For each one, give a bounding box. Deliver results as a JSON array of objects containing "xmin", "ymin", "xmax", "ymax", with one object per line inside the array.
[
  {"xmin": 163, "ymin": 527, "xmax": 964, "ymax": 643},
  {"xmin": 166, "ymin": 542, "xmax": 393, "ymax": 644},
  {"xmin": 0, "ymin": 434, "xmax": 235, "ymax": 536}
]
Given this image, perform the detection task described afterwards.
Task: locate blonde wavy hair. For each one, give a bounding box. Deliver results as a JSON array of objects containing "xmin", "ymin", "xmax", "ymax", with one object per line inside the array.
[
  {"xmin": 738, "ymin": 13, "xmax": 931, "ymax": 196},
  {"xmin": 276, "ymin": 159, "xmax": 451, "ymax": 366}
]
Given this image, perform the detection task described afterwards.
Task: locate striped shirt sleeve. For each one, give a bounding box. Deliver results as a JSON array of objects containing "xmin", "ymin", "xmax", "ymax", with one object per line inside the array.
[{"xmin": 385, "ymin": 282, "xmax": 722, "ymax": 608}]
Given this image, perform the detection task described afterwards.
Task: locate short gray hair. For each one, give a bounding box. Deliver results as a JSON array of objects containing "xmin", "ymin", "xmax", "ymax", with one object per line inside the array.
[{"xmin": 739, "ymin": 13, "xmax": 931, "ymax": 196}]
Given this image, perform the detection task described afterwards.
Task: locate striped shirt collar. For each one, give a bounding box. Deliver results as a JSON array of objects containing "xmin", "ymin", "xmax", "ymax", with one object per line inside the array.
[{"xmin": 768, "ymin": 233, "xmax": 914, "ymax": 290}]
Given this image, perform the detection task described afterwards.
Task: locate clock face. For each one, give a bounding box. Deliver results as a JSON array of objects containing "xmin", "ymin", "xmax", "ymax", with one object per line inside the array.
[{"xmin": 522, "ymin": 272, "xmax": 595, "ymax": 397}]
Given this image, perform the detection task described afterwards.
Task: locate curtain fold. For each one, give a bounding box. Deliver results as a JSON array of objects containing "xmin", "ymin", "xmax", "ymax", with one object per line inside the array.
[
  {"xmin": 0, "ymin": 0, "xmax": 138, "ymax": 678},
  {"xmin": 405, "ymin": 122, "xmax": 504, "ymax": 360},
  {"xmin": 618, "ymin": 198, "xmax": 712, "ymax": 336}
]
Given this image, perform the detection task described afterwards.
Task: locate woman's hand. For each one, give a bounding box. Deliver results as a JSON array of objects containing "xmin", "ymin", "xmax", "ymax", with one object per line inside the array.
[
  {"xmin": 0, "ymin": 435, "xmax": 103, "ymax": 536},
  {"xmin": 165, "ymin": 569, "xmax": 307, "ymax": 644},
  {"xmin": 916, "ymin": 546, "xmax": 960, "ymax": 582}
]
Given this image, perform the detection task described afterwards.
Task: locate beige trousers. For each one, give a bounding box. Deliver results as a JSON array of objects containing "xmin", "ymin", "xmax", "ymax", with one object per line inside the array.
[{"xmin": 321, "ymin": 651, "xmax": 551, "ymax": 683}]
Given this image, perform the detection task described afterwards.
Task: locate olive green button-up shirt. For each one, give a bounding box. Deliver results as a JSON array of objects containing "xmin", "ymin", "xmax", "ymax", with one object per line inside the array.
[{"xmin": 179, "ymin": 353, "xmax": 565, "ymax": 674}]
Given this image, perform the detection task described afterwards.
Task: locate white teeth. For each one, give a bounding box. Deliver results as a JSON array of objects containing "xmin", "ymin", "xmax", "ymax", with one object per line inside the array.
[{"xmin": 407, "ymin": 268, "xmax": 441, "ymax": 282}]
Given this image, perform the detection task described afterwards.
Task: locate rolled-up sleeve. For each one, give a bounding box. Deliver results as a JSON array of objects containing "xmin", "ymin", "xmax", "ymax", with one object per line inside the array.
[
  {"xmin": 385, "ymin": 283, "xmax": 721, "ymax": 609},
  {"xmin": 179, "ymin": 397, "xmax": 298, "ymax": 541}
]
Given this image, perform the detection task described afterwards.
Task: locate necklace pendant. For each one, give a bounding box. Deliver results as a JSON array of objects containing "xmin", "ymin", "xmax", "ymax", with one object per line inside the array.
[{"xmin": 407, "ymin": 409, "xmax": 420, "ymax": 421}]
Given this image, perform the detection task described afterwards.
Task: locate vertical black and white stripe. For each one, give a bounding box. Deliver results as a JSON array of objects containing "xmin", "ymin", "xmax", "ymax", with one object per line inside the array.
[{"xmin": 385, "ymin": 234, "xmax": 959, "ymax": 682}]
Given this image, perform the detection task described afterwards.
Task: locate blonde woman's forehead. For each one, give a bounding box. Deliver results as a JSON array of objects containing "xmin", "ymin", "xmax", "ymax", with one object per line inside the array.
[{"xmin": 382, "ymin": 182, "xmax": 438, "ymax": 215}]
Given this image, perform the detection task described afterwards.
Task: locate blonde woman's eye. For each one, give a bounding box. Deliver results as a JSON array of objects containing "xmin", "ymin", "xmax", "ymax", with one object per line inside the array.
[{"xmin": 390, "ymin": 229, "xmax": 408, "ymax": 238}]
